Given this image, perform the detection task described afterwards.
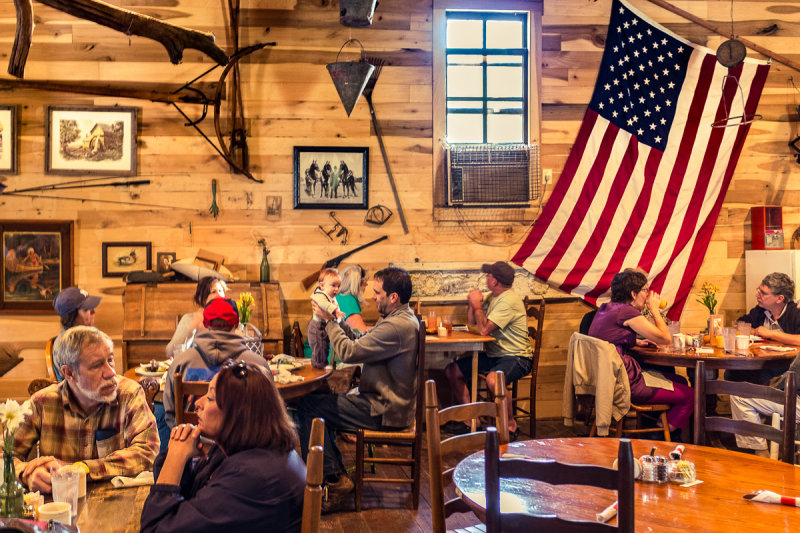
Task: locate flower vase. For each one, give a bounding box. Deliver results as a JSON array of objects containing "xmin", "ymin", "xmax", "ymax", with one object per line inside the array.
[
  {"xmin": 707, "ymin": 314, "xmax": 723, "ymax": 346},
  {"xmin": 0, "ymin": 449, "xmax": 25, "ymax": 518},
  {"xmin": 238, "ymin": 322, "xmax": 264, "ymax": 357}
]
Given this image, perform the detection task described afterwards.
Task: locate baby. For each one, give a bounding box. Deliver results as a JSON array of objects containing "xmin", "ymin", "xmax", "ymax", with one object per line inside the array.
[{"xmin": 308, "ymin": 268, "xmax": 344, "ymax": 369}]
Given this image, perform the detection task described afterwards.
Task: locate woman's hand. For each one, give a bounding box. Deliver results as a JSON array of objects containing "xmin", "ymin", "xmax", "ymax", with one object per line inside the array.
[
  {"xmin": 646, "ymin": 291, "xmax": 662, "ymax": 314},
  {"xmin": 168, "ymin": 424, "xmax": 203, "ymax": 463}
]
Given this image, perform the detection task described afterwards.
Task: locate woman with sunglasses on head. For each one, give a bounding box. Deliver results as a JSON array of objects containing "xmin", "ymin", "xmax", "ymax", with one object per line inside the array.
[
  {"xmin": 588, "ymin": 268, "xmax": 693, "ymax": 434},
  {"xmin": 140, "ymin": 360, "xmax": 306, "ymax": 533}
]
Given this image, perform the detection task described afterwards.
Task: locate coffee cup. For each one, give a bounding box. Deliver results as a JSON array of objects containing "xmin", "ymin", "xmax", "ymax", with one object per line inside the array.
[
  {"xmin": 735, "ymin": 334, "xmax": 752, "ymax": 353},
  {"xmin": 38, "ymin": 501, "xmax": 71, "ymax": 525}
]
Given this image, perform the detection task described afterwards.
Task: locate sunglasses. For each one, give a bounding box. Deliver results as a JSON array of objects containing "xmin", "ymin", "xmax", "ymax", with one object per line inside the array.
[{"xmin": 226, "ymin": 359, "xmax": 249, "ymax": 382}]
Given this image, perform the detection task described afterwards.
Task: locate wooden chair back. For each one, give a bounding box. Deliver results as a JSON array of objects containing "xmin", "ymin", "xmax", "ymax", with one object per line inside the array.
[
  {"xmin": 45, "ymin": 336, "xmax": 58, "ymax": 382},
  {"xmin": 292, "ymin": 320, "xmax": 305, "ymax": 359},
  {"xmin": 28, "ymin": 378, "xmax": 54, "ymax": 396},
  {"xmin": 138, "ymin": 377, "xmax": 160, "ymax": 413},
  {"xmin": 301, "ymin": 418, "xmax": 325, "ymax": 533},
  {"xmin": 174, "ymin": 372, "xmax": 210, "ymax": 425},
  {"xmin": 426, "ymin": 371, "xmax": 509, "ymax": 533},
  {"xmin": 515, "ymin": 297, "xmax": 545, "ymax": 438},
  {"xmin": 485, "ymin": 428, "xmax": 634, "ymax": 533},
  {"xmin": 694, "ymin": 360, "xmax": 797, "ymax": 463},
  {"xmin": 354, "ymin": 314, "xmax": 427, "ymax": 511}
]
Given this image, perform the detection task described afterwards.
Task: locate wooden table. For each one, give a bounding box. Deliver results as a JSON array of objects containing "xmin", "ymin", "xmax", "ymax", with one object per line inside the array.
[
  {"xmin": 631, "ymin": 342, "xmax": 798, "ymax": 370},
  {"xmin": 453, "ymin": 437, "xmax": 800, "ymax": 531},
  {"xmin": 425, "ymin": 330, "xmax": 495, "ymax": 403},
  {"xmin": 74, "ymin": 481, "xmax": 150, "ymax": 533},
  {"xmin": 123, "ymin": 364, "xmax": 331, "ymax": 402}
]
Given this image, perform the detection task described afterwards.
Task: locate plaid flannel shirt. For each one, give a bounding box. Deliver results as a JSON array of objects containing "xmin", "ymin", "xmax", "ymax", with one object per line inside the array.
[{"xmin": 14, "ymin": 376, "xmax": 159, "ymax": 481}]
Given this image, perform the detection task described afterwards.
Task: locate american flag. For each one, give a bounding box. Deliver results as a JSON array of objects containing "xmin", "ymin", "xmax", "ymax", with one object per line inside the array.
[{"xmin": 512, "ymin": 0, "xmax": 769, "ymax": 319}]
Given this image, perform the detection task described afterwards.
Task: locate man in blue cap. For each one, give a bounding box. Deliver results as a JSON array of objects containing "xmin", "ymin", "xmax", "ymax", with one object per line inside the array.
[{"xmin": 51, "ymin": 286, "xmax": 102, "ymax": 381}]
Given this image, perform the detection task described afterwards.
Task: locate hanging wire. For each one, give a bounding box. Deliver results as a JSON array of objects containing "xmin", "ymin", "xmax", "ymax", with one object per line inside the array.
[{"xmin": 711, "ymin": 75, "xmax": 762, "ymax": 128}]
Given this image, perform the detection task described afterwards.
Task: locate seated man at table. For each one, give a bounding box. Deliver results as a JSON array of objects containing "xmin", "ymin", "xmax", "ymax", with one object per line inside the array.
[
  {"xmin": 163, "ymin": 297, "xmax": 270, "ymax": 428},
  {"xmin": 444, "ymin": 261, "xmax": 532, "ymax": 440},
  {"xmin": 295, "ymin": 267, "xmax": 418, "ymax": 513},
  {"xmin": 730, "ymin": 272, "xmax": 800, "ymax": 384},
  {"xmin": 730, "ymin": 351, "xmax": 800, "ymax": 456},
  {"xmin": 14, "ymin": 326, "xmax": 159, "ymax": 494}
]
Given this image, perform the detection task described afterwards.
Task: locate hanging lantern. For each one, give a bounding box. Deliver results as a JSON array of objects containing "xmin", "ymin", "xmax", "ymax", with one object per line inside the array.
[
  {"xmin": 340, "ymin": 0, "xmax": 378, "ymax": 28},
  {"xmin": 326, "ymin": 39, "xmax": 375, "ymax": 117}
]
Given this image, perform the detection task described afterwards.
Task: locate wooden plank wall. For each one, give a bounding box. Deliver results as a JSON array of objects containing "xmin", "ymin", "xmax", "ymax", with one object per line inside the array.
[{"xmin": 2, "ymin": 0, "xmax": 800, "ymax": 416}]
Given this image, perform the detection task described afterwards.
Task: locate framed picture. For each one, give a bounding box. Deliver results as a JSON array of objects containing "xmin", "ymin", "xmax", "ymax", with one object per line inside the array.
[
  {"xmin": 0, "ymin": 105, "xmax": 17, "ymax": 173},
  {"xmin": 45, "ymin": 106, "xmax": 138, "ymax": 175},
  {"xmin": 102, "ymin": 242, "xmax": 151, "ymax": 277},
  {"xmin": 1, "ymin": 220, "xmax": 73, "ymax": 313},
  {"xmin": 293, "ymin": 146, "xmax": 368, "ymax": 209},
  {"xmin": 156, "ymin": 252, "xmax": 176, "ymax": 274}
]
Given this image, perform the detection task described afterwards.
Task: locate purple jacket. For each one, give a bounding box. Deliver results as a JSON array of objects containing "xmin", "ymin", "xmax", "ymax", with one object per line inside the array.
[{"xmin": 140, "ymin": 446, "xmax": 305, "ymax": 533}]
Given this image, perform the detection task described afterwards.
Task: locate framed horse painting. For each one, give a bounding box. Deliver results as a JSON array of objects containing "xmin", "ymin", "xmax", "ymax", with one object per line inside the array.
[{"xmin": 293, "ymin": 146, "xmax": 369, "ymax": 209}]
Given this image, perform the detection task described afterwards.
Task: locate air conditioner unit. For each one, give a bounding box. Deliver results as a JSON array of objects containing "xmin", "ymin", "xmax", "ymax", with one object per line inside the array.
[{"xmin": 445, "ymin": 144, "xmax": 538, "ymax": 207}]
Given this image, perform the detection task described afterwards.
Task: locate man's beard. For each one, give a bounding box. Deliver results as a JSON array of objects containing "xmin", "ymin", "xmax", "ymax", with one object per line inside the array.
[{"xmin": 72, "ymin": 376, "xmax": 118, "ymax": 404}]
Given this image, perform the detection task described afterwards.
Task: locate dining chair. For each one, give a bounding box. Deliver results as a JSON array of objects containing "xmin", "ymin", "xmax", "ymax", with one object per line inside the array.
[
  {"xmin": 564, "ymin": 333, "xmax": 671, "ymax": 441},
  {"xmin": 173, "ymin": 372, "xmax": 210, "ymax": 425},
  {"xmin": 301, "ymin": 417, "xmax": 325, "ymax": 533},
  {"xmin": 426, "ymin": 371, "xmax": 509, "ymax": 533},
  {"xmin": 353, "ymin": 316, "xmax": 426, "ymax": 511},
  {"xmin": 44, "ymin": 335, "xmax": 59, "ymax": 382},
  {"xmin": 138, "ymin": 377, "xmax": 160, "ymax": 413},
  {"xmin": 484, "ymin": 427, "xmax": 634, "ymax": 533},
  {"xmin": 694, "ymin": 360, "xmax": 797, "ymax": 463},
  {"xmin": 27, "ymin": 378, "xmax": 54, "ymax": 396}
]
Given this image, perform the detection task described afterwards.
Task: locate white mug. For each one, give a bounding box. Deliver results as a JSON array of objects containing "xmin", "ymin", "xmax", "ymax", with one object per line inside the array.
[
  {"xmin": 38, "ymin": 501, "xmax": 71, "ymax": 525},
  {"xmin": 671, "ymin": 333, "xmax": 685, "ymax": 351},
  {"xmin": 735, "ymin": 334, "xmax": 753, "ymax": 353}
]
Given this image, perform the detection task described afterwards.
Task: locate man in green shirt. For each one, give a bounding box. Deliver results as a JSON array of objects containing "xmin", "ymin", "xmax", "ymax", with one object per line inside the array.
[{"xmin": 445, "ymin": 261, "xmax": 533, "ymax": 440}]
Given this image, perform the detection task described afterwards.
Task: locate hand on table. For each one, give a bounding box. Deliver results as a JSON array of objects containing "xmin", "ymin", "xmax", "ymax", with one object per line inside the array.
[
  {"xmin": 20, "ymin": 456, "xmax": 67, "ymax": 493},
  {"xmin": 754, "ymin": 326, "xmax": 774, "ymax": 340}
]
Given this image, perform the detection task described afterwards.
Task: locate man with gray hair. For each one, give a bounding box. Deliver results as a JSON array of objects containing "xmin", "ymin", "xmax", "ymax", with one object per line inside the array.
[
  {"xmin": 14, "ymin": 326, "xmax": 158, "ymax": 493},
  {"xmin": 731, "ymin": 272, "xmax": 800, "ymax": 383}
]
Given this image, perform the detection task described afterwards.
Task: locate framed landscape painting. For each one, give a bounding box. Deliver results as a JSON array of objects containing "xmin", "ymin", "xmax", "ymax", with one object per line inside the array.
[
  {"xmin": 45, "ymin": 106, "xmax": 138, "ymax": 175},
  {"xmin": 1, "ymin": 220, "xmax": 73, "ymax": 313},
  {"xmin": 0, "ymin": 105, "xmax": 17, "ymax": 173},
  {"xmin": 102, "ymin": 242, "xmax": 152, "ymax": 277},
  {"xmin": 293, "ymin": 146, "xmax": 368, "ymax": 209}
]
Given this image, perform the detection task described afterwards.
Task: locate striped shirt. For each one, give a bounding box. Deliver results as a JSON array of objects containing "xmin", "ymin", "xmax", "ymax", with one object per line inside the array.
[{"xmin": 14, "ymin": 376, "xmax": 159, "ymax": 481}]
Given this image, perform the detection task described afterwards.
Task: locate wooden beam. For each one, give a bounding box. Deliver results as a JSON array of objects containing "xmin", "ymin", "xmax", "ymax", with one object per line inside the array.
[
  {"xmin": 641, "ymin": 0, "xmax": 800, "ymax": 73},
  {"xmin": 0, "ymin": 79, "xmax": 220, "ymax": 105}
]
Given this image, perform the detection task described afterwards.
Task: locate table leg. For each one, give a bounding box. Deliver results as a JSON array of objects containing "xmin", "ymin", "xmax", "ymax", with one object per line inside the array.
[{"xmin": 471, "ymin": 351, "xmax": 478, "ymax": 432}]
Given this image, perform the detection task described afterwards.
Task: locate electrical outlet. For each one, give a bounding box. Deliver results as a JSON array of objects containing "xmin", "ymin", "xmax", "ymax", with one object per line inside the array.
[{"xmin": 542, "ymin": 168, "xmax": 553, "ymax": 184}]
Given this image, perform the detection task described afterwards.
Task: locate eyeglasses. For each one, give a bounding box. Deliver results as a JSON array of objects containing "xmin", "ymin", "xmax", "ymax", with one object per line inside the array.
[{"xmin": 640, "ymin": 286, "xmax": 650, "ymax": 294}]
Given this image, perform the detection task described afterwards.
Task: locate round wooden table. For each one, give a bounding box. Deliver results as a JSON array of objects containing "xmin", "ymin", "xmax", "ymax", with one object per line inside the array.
[
  {"xmin": 453, "ymin": 438, "xmax": 800, "ymax": 531},
  {"xmin": 632, "ymin": 342, "xmax": 798, "ymax": 370},
  {"xmin": 123, "ymin": 363, "xmax": 331, "ymax": 401}
]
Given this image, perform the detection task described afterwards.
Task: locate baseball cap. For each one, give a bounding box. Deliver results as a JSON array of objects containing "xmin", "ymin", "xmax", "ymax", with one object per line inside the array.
[
  {"xmin": 203, "ymin": 298, "xmax": 240, "ymax": 330},
  {"xmin": 53, "ymin": 287, "xmax": 102, "ymax": 316},
  {"xmin": 481, "ymin": 261, "xmax": 515, "ymax": 286}
]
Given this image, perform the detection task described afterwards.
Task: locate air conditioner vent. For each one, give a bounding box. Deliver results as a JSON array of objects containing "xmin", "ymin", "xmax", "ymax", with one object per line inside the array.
[{"xmin": 445, "ymin": 144, "xmax": 539, "ymax": 207}]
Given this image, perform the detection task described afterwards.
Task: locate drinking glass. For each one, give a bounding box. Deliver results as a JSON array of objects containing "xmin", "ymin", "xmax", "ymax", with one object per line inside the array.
[
  {"xmin": 736, "ymin": 321, "xmax": 752, "ymax": 336},
  {"xmin": 722, "ymin": 327, "xmax": 736, "ymax": 353},
  {"xmin": 442, "ymin": 317, "xmax": 453, "ymax": 335},
  {"xmin": 51, "ymin": 466, "xmax": 79, "ymax": 516},
  {"xmin": 426, "ymin": 310, "xmax": 438, "ymax": 334}
]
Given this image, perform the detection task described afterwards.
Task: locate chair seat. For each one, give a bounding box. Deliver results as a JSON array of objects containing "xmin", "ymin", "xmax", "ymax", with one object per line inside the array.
[
  {"xmin": 362, "ymin": 428, "xmax": 415, "ymax": 441},
  {"xmin": 631, "ymin": 403, "xmax": 671, "ymax": 412}
]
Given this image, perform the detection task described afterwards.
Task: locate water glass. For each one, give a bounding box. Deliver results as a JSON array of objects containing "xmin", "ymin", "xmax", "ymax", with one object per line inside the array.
[
  {"xmin": 51, "ymin": 466, "xmax": 79, "ymax": 516},
  {"xmin": 736, "ymin": 321, "xmax": 752, "ymax": 336},
  {"xmin": 722, "ymin": 327, "xmax": 736, "ymax": 353}
]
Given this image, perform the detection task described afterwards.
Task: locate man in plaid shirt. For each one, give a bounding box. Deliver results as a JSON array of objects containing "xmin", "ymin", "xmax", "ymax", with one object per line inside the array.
[{"xmin": 14, "ymin": 326, "xmax": 159, "ymax": 493}]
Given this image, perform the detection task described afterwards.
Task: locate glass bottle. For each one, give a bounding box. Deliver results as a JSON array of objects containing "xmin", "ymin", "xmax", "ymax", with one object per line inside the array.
[
  {"xmin": 0, "ymin": 449, "xmax": 25, "ymax": 518},
  {"xmin": 259, "ymin": 240, "xmax": 270, "ymax": 283}
]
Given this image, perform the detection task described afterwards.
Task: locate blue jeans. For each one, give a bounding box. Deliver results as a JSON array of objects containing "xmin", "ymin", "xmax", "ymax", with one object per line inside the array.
[
  {"xmin": 153, "ymin": 402, "xmax": 170, "ymax": 453},
  {"xmin": 295, "ymin": 392, "xmax": 403, "ymax": 479},
  {"xmin": 455, "ymin": 352, "xmax": 533, "ymax": 387}
]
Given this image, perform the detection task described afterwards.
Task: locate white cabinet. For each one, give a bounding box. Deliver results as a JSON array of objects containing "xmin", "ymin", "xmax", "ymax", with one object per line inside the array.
[{"xmin": 745, "ymin": 250, "xmax": 800, "ymax": 309}]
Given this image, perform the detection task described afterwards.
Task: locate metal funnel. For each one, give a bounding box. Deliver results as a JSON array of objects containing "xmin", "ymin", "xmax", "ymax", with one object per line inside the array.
[{"xmin": 326, "ymin": 39, "xmax": 374, "ymax": 117}]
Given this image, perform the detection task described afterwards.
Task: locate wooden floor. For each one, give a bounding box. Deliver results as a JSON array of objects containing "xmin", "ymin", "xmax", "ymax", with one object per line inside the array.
[{"xmin": 319, "ymin": 418, "xmax": 586, "ymax": 532}]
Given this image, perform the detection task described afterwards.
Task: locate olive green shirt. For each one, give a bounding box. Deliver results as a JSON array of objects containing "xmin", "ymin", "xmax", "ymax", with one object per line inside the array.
[{"xmin": 484, "ymin": 289, "xmax": 532, "ymax": 359}]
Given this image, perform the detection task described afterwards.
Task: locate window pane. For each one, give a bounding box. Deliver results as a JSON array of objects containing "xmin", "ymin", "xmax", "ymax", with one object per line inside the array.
[
  {"xmin": 486, "ymin": 20, "xmax": 523, "ymax": 48},
  {"xmin": 487, "ymin": 114, "xmax": 523, "ymax": 143},
  {"xmin": 447, "ymin": 100, "xmax": 483, "ymax": 110},
  {"xmin": 487, "ymin": 66, "xmax": 522, "ymax": 98},
  {"xmin": 447, "ymin": 66, "xmax": 483, "ymax": 98},
  {"xmin": 488, "ymin": 101, "xmax": 522, "ymax": 114},
  {"xmin": 447, "ymin": 20, "xmax": 483, "ymax": 48},
  {"xmin": 447, "ymin": 113, "xmax": 484, "ymax": 143},
  {"xmin": 447, "ymin": 54, "xmax": 484, "ymax": 66},
  {"xmin": 487, "ymin": 56, "xmax": 522, "ymax": 65}
]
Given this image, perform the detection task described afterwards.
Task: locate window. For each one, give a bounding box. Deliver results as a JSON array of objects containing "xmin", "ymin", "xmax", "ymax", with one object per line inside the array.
[{"xmin": 445, "ymin": 11, "xmax": 528, "ymax": 144}]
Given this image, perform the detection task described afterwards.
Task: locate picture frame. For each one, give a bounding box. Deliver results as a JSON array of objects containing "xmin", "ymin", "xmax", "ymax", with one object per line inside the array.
[
  {"xmin": 45, "ymin": 106, "xmax": 138, "ymax": 176},
  {"xmin": 1, "ymin": 220, "xmax": 74, "ymax": 313},
  {"xmin": 0, "ymin": 105, "xmax": 17, "ymax": 173},
  {"xmin": 293, "ymin": 146, "xmax": 368, "ymax": 209},
  {"xmin": 102, "ymin": 242, "xmax": 152, "ymax": 278},
  {"xmin": 156, "ymin": 252, "xmax": 176, "ymax": 275}
]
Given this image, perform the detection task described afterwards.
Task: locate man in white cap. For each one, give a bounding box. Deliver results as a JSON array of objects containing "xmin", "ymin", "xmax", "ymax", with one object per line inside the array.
[
  {"xmin": 51, "ymin": 287, "xmax": 102, "ymax": 381},
  {"xmin": 445, "ymin": 261, "xmax": 533, "ymax": 441}
]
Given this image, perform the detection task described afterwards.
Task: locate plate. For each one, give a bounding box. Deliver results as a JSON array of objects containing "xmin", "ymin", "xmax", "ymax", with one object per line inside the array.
[
  {"xmin": 135, "ymin": 367, "xmax": 167, "ymax": 377},
  {"xmin": 269, "ymin": 361, "xmax": 304, "ymax": 373}
]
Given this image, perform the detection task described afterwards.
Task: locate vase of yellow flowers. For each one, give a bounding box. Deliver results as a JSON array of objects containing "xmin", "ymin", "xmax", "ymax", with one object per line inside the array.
[
  {"xmin": 236, "ymin": 292, "xmax": 263, "ymax": 356},
  {"xmin": 1, "ymin": 399, "xmax": 31, "ymax": 518},
  {"xmin": 697, "ymin": 282, "xmax": 722, "ymax": 344}
]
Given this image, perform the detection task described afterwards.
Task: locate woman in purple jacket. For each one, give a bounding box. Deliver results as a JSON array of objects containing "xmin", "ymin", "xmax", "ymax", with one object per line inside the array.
[
  {"xmin": 140, "ymin": 360, "xmax": 306, "ymax": 532},
  {"xmin": 588, "ymin": 268, "xmax": 693, "ymax": 433}
]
